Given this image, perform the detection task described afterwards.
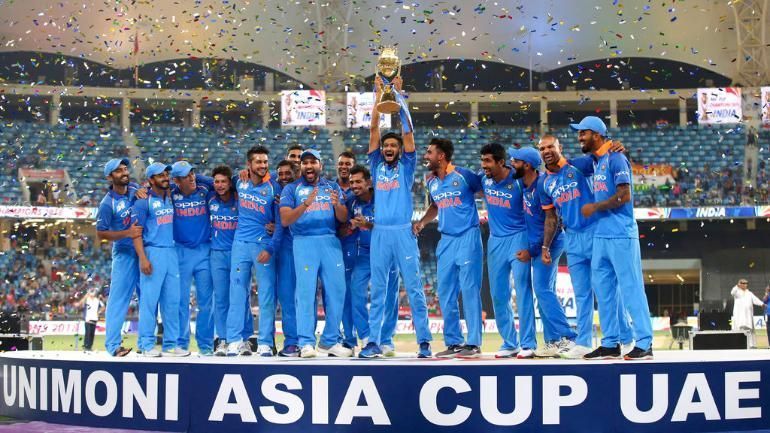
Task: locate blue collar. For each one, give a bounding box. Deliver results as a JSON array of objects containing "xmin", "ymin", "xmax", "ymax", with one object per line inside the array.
[{"xmin": 107, "ymin": 186, "xmax": 130, "ymax": 200}]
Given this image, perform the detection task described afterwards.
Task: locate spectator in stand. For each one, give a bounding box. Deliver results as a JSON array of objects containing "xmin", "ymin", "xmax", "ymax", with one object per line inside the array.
[
  {"xmin": 36, "ymin": 190, "xmax": 47, "ymax": 206},
  {"xmin": 76, "ymin": 288, "xmax": 104, "ymax": 352}
]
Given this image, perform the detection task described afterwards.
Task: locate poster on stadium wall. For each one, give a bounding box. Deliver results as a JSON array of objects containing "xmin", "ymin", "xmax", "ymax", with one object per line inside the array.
[
  {"xmin": 631, "ymin": 163, "xmax": 675, "ymax": 188},
  {"xmin": 697, "ymin": 87, "xmax": 742, "ymax": 124},
  {"xmin": 280, "ymin": 90, "xmax": 326, "ymax": 126},
  {"xmin": 346, "ymin": 92, "xmax": 391, "ymax": 128},
  {"xmin": 0, "ymin": 205, "xmax": 97, "ymax": 220},
  {"xmin": 18, "ymin": 168, "xmax": 67, "ymax": 181},
  {"xmin": 762, "ymin": 87, "xmax": 770, "ymax": 124}
]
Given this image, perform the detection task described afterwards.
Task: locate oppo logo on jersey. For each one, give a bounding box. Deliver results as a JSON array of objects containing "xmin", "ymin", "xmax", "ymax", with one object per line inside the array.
[
  {"xmin": 433, "ymin": 190, "xmax": 462, "ymax": 209},
  {"xmin": 551, "ymin": 182, "xmax": 582, "ymax": 206},
  {"xmin": 211, "ymin": 215, "xmax": 238, "ymax": 222},
  {"xmin": 175, "ymin": 200, "xmax": 208, "ymax": 217},
  {"xmin": 484, "ymin": 189, "xmax": 512, "ymax": 209},
  {"xmin": 154, "ymin": 207, "xmax": 173, "ymax": 224},
  {"xmin": 593, "ymin": 174, "xmax": 607, "ymax": 181},
  {"xmin": 239, "ymin": 193, "xmax": 269, "ymax": 205}
]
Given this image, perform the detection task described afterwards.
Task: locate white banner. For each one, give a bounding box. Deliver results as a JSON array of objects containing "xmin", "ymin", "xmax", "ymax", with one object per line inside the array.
[
  {"xmin": 0, "ymin": 205, "xmax": 97, "ymax": 220},
  {"xmin": 697, "ymin": 87, "xmax": 742, "ymax": 124},
  {"xmin": 762, "ymin": 87, "xmax": 770, "ymax": 125},
  {"xmin": 346, "ymin": 92, "xmax": 391, "ymax": 128},
  {"xmin": 28, "ymin": 320, "xmax": 105, "ymax": 336},
  {"xmin": 281, "ymin": 90, "xmax": 326, "ymax": 126}
]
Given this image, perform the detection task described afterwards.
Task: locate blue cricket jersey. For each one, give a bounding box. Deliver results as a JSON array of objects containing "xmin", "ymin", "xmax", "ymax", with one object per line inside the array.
[
  {"xmin": 368, "ymin": 149, "xmax": 415, "ymax": 226},
  {"xmin": 426, "ymin": 165, "xmax": 482, "ymax": 236},
  {"xmin": 170, "ymin": 175, "xmax": 214, "ymax": 248},
  {"xmin": 233, "ymin": 176, "xmax": 283, "ymax": 254},
  {"xmin": 523, "ymin": 173, "xmax": 563, "ymax": 257},
  {"xmin": 208, "ymin": 193, "xmax": 238, "ymax": 251},
  {"xmin": 541, "ymin": 158, "xmax": 598, "ymax": 231},
  {"xmin": 346, "ymin": 193, "xmax": 375, "ymax": 253},
  {"xmin": 590, "ymin": 142, "xmax": 639, "ymax": 239},
  {"xmin": 280, "ymin": 178, "xmax": 344, "ymax": 237},
  {"xmin": 337, "ymin": 180, "xmax": 357, "ymax": 248},
  {"xmin": 481, "ymin": 168, "xmax": 526, "ymax": 237},
  {"xmin": 131, "ymin": 190, "xmax": 175, "ymax": 248},
  {"xmin": 96, "ymin": 182, "xmax": 142, "ymax": 254}
]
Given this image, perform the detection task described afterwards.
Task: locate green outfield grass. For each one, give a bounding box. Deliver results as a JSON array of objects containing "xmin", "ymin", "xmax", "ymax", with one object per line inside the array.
[{"xmin": 42, "ymin": 329, "xmax": 769, "ymax": 354}]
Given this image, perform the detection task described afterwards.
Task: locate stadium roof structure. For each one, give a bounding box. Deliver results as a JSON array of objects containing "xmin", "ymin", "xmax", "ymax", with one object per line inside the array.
[{"xmin": 0, "ymin": 0, "xmax": 764, "ymax": 88}]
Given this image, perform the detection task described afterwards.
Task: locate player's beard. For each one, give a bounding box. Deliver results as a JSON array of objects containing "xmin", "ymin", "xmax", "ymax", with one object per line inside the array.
[{"xmin": 512, "ymin": 166, "xmax": 525, "ymax": 179}]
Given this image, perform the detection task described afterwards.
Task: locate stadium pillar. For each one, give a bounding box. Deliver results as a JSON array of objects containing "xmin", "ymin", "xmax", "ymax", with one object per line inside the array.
[
  {"xmin": 679, "ymin": 98, "xmax": 688, "ymax": 128},
  {"xmin": 540, "ymin": 100, "xmax": 549, "ymax": 133},
  {"xmin": 121, "ymin": 98, "xmax": 131, "ymax": 136},
  {"xmin": 609, "ymin": 99, "xmax": 618, "ymax": 129},
  {"xmin": 470, "ymin": 102, "xmax": 479, "ymax": 126},
  {"xmin": 49, "ymin": 94, "xmax": 60, "ymax": 126},
  {"xmin": 260, "ymin": 101, "xmax": 271, "ymax": 127},
  {"xmin": 191, "ymin": 100, "xmax": 201, "ymax": 128}
]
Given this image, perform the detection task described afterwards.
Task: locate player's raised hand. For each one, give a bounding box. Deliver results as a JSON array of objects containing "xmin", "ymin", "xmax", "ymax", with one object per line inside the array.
[
  {"xmin": 392, "ymin": 76, "xmax": 403, "ymax": 92},
  {"xmin": 239, "ymin": 169, "xmax": 249, "ymax": 182},
  {"xmin": 304, "ymin": 186, "xmax": 319, "ymax": 206},
  {"xmin": 330, "ymin": 189, "xmax": 340, "ymax": 206}
]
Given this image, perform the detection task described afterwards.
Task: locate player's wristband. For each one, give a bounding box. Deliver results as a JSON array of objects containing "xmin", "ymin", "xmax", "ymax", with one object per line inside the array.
[{"xmin": 542, "ymin": 246, "xmax": 550, "ymax": 252}]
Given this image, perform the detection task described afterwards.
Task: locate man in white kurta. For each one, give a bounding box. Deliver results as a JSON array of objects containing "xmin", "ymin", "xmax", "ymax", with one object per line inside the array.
[{"xmin": 730, "ymin": 279, "xmax": 766, "ymax": 348}]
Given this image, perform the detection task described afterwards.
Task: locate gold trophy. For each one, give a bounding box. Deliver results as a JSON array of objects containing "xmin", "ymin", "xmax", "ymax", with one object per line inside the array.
[{"xmin": 375, "ymin": 47, "xmax": 402, "ymax": 114}]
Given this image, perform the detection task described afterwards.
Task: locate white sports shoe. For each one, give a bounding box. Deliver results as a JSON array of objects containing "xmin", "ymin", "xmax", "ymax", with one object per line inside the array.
[
  {"xmin": 556, "ymin": 338, "xmax": 576, "ymax": 354},
  {"xmin": 256, "ymin": 344, "xmax": 273, "ymax": 357},
  {"xmin": 163, "ymin": 347, "xmax": 191, "ymax": 357},
  {"xmin": 495, "ymin": 348, "xmax": 520, "ymax": 358},
  {"xmin": 214, "ymin": 341, "xmax": 227, "ymax": 357},
  {"xmin": 380, "ymin": 344, "xmax": 396, "ymax": 357},
  {"xmin": 238, "ymin": 341, "xmax": 252, "ymax": 356},
  {"xmin": 621, "ymin": 341, "xmax": 636, "ymax": 357},
  {"xmin": 517, "ymin": 349, "xmax": 535, "ymax": 359},
  {"xmin": 300, "ymin": 345, "xmax": 317, "ymax": 358},
  {"xmin": 535, "ymin": 342, "xmax": 560, "ymax": 358},
  {"xmin": 560, "ymin": 345, "xmax": 593, "ymax": 359},
  {"xmin": 226, "ymin": 342, "xmax": 241, "ymax": 357},
  {"xmin": 141, "ymin": 348, "xmax": 161, "ymax": 358},
  {"xmin": 318, "ymin": 343, "xmax": 353, "ymax": 358}
]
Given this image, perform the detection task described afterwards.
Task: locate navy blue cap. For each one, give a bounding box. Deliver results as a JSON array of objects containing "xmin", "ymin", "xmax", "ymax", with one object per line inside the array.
[
  {"xmin": 300, "ymin": 149, "xmax": 321, "ymax": 161},
  {"xmin": 511, "ymin": 147, "xmax": 542, "ymax": 168},
  {"xmin": 170, "ymin": 160, "xmax": 194, "ymax": 178},
  {"xmin": 145, "ymin": 162, "xmax": 171, "ymax": 178},
  {"xmin": 569, "ymin": 115, "xmax": 608, "ymax": 136},
  {"xmin": 103, "ymin": 158, "xmax": 129, "ymax": 177}
]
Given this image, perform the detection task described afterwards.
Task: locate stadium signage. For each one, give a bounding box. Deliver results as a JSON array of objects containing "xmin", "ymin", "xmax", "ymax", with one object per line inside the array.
[{"xmin": 2, "ymin": 356, "xmax": 769, "ymax": 433}]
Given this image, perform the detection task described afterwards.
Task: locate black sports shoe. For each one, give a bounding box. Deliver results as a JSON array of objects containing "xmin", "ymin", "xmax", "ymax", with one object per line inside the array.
[
  {"xmin": 435, "ymin": 345, "xmax": 464, "ymax": 358},
  {"xmin": 583, "ymin": 345, "xmax": 621, "ymax": 360},
  {"xmin": 113, "ymin": 347, "xmax": 132, "ymax": 357},
  {"xmin": 457, "ymin": 345, "xmax": 482, "ymax": 358},
  {"xmin": 624, "ymin": 347, "xmax": 653, "ymax": 360}
]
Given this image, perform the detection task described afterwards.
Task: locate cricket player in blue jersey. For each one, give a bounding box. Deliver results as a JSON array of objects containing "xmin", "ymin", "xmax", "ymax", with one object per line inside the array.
[
  {"xmin": 335, "ymin": 151, "xmax": 360, "ymax": 350},
  {"xmin": 208, "ymin": 165, "xmax": 254, "ymax": 356},
  {"xmin": 478, "ymin": 143, "xmax": 533, "ymax": 358},
  {"xmin": 512, "ymin": 147, "xmax": 577, "ymax": 357},
  {"xmin": 131, "ymin": 162, "xmax": 188, "ymax": 357},
  {"xmin": 280, "ymin": 149, "xmax": 352, "ymax": 358},
  {"xmin": 274, "ymin": 160, "xmax": 300, "ymax": 357},
  {"xmin": 538, "ymin": 134, "xmax": 635, "ymax": 359},
  {"xmin": 269, "ymin": 145, "xmax": 303, "ymax": 179},
  {"xmin": 573, "ymin": 116, "xmax": 654, "ymax": 360},
  {"xmin": 169, "ymin": 160, "xmax": 215, "ymax": 355},
  {"xmin": 96, "ymin": 158, "xmax": 143, "ymax": 357},
  {"xmin": 417, "ymin": 138, "xmax": 484, "ymax": 358},
  {"xmin": 341, "ymin": 165, "xmax": 403, "ymax": 351},
  {"xmin": 227, "ymin": 146, "xmax": 284, "ymax": 357},
  {"xmin": 360, "ymin": 75, "xmax": 432, "ymax": 359}
]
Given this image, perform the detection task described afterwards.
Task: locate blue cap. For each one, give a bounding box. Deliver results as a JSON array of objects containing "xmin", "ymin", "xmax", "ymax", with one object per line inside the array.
[
  {"xmin": 300, "ymin": 149, "xmax": 321, "ymax": 161},
  {"xmin": 569, "ymin": 115, "xmax": 608, "ymax": 136},
  {"xmin": 170, "ymin": 160, "xmax": 194, "ymax": 178},
  {"xmin": 511, "ymin": 147, "xmax": 542, "ymax": 168},
  {"xmin": 145, "ymin": 162, "xmax": 171, "ymax": 179},
  {"xmin": 103, "ymin": 158, "xmax": 129, "ymax": 177}
]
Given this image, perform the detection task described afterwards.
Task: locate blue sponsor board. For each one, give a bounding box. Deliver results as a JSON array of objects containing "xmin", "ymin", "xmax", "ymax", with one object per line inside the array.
[
  {"xmin": 666, "ymin": 207, "xmax": 757, "ymax": 220},
  {"xmin": 1, "ymin": 354, "xmax": 769, "ymax": 433}
]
